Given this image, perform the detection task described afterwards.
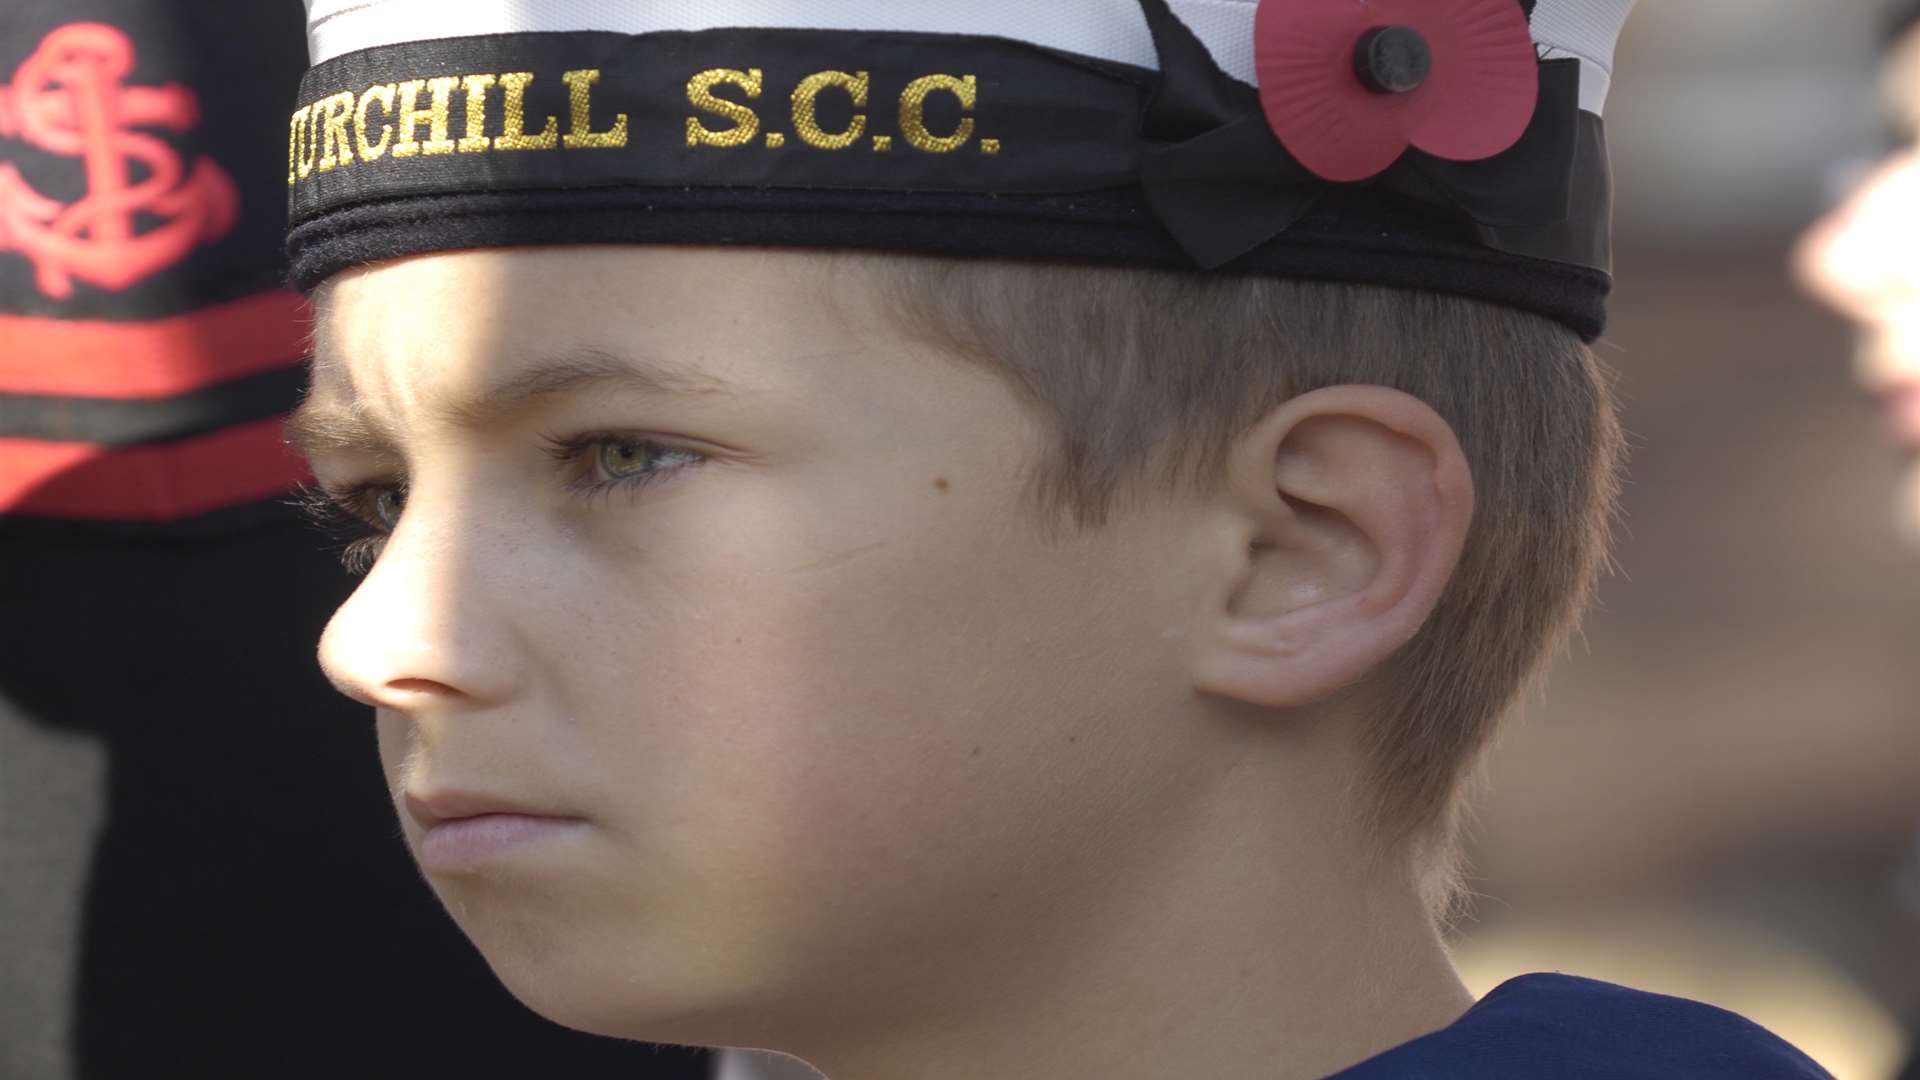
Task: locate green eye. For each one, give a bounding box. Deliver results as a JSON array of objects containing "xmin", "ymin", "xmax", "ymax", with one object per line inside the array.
[
  {"xmin": 372, "ymin": 487, "xmax": 406, "ymax": 529},
  {"xmin": 595, "ymin": 438, "xmax": 660, "ymax": 480},
  {"xmin": 545, "ymin": 433, "xmax": 705, "ymax": 501}
]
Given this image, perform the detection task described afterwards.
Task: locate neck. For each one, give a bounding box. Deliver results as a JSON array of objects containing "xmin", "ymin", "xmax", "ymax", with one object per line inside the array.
[{"xmin": 780, "ymin": 740, "xmax": 1475, "ymax": 1080}]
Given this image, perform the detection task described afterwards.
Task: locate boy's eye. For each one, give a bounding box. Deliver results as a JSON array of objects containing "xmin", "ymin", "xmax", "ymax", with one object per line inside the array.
[
  {"xmin": 371, "ymin": 487, "xmax": 406, "ymax": 530},
  {"xmin": 596, "ymin": 438, "xmax": 666, "ymax": 481},
  {"xmin": 552, "ymin": 434, "xmax": 706, "ymax": 498},
  {"xmin": 295, "ymin": 434, "xmax": 704, "ymax": 576}
]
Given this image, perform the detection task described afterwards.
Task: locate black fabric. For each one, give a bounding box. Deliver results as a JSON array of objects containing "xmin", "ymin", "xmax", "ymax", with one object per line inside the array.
[
  {"xmin": 285, "ymin": 21, "xmax": 1614, "ymax": 339},
  {"xmin": 0, "ymin": 496, "xmax": 308, "ymax": 540},
  {"xmin": 288, "ymin": 179, "xmax": 1608, "ymax": 341},
  {"xmin": 288, "ymin": 29, "xmax": 1147, "ymax": 218},
  {"xmin": 0, "ymin": 506, "xmax": 714, "ymax": 1079},
  {"xmin": 2, "ymin": 0, "xmax": 313, "ymax": 526},
  {"xmin": 0, "ymin": 1, "xmax": 297, "ymax": 321},
  {"xmin": 0, "ymin": 365, "xmax": 307, "ymax": 446},
  {"xmin": 1135, "ymin": 0, "xmax": 1604, "ymax": 273},
  {"xmin": 1327, "ymin": 974, "xmax": 1833, "ymax": 1078}
]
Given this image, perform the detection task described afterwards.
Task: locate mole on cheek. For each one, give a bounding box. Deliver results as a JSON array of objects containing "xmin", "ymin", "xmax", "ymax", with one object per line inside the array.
[{"xmin": 933, "ymin": 477, "xmax": 951, "ymax": 493}]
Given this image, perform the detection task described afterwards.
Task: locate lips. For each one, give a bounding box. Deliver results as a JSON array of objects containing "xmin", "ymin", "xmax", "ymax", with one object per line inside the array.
[
  {"xmin": 403, "ymin": 787, "xmax": 575, "ymax": 831},
  {"xmin": 403, "ymin": 788, "xmax": 589, "ymax": 875}
]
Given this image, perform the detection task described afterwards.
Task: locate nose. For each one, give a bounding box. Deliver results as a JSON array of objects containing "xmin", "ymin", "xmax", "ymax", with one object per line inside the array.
[
  {"xmin": 317, "ymin": 491, "xmax": 527, "ymax": 712},
  {"xmin": 1795, "ymin": 150, "xmax": 1920, "ymax": 324}
]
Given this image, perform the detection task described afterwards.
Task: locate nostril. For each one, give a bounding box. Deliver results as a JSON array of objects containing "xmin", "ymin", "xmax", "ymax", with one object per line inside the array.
[{"xmin": 386, "ymin": 677, "xmax": 462, "ymax": 697}]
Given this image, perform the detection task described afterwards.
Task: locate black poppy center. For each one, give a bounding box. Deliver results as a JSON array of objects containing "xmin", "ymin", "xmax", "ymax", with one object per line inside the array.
[{"xmin": 1354, "ymin": 25, "xmax": 1433, "ymax": 94}]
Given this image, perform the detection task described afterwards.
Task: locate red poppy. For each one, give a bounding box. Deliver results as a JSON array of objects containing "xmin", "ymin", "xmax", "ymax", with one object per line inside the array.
[{"xmin": 1253, "ymin": 0, "xmax": 1540, "ymax": 183}]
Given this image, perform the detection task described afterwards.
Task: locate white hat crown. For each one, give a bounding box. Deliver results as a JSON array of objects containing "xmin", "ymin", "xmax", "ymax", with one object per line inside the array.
[{"xmin": 305, "ymin": 0, "xmax": 1633, "ymax": 115}]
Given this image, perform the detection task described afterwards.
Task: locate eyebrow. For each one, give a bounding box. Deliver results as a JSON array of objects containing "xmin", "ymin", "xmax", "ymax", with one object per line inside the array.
[{"xmin": 285, "ymin": 346, "xmax": 744, "ymax": 462}]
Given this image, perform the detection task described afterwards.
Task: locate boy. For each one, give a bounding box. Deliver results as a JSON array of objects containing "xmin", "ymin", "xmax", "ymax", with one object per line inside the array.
[{"xmin": 283, "ymin": 0, "xmax": 1832, "ymax": 1076}]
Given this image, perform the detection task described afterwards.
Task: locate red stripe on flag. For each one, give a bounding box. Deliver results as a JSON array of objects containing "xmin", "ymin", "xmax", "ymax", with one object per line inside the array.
[
  {"xmin": 0, "ymin": 291, "xmax": 311, "ymax": 398},
  {"xmin": 0, "ymin": 417, "xmax": 312, "ymax": 520}
]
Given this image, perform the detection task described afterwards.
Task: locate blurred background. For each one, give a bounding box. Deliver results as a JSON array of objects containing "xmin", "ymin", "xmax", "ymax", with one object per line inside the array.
[
  {"xmin": 1455, "ymin": 3, "xmax": 1920, "ymax": 1078},
  {"xmin": 5, "ymin": 3, "xmax": 1920, "ymax": 1079}
]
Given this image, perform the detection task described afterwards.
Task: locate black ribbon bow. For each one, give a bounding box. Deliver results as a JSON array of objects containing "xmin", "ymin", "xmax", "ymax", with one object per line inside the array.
[{"xmin": 1134, "ymin": 0, "xmax": 1611, "ymax": 274}]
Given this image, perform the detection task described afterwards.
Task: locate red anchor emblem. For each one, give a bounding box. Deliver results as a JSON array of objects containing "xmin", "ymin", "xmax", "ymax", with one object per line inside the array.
[{"xmin": 0, "ymin": 23, "xmax": 239, "ymax": 299}]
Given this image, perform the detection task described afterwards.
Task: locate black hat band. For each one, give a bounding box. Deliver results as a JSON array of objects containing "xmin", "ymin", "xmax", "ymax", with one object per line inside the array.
[{"xmin": 286, "ymin": 25, "xmax": 1612, "ymax": 338}]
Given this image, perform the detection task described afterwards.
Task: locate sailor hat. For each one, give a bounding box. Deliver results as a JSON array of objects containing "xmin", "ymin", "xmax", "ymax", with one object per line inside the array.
[{"xmin": 288, "ymin": 0, "xmax": 1635, "ymax": 338}]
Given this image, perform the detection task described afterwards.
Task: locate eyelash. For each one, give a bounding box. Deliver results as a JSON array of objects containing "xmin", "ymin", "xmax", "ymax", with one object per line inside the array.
[{"xmin": 294, "ymin": 434, "xmax": 704, "ymax": 576}]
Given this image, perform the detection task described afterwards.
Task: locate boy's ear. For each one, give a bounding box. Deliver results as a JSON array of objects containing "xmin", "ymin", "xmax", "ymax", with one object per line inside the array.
[{"xmin": 1188, "ymin": 386, "xmax": 1473, "ymax": 709}]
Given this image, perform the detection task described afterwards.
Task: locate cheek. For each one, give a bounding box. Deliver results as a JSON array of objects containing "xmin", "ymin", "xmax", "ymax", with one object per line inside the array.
[
  {"xmin": 626, "ymin": 499, "xmax": 1053, "ymax": 843},
  {"xmin": 373, "ymin": 712, "xmax": 412, "ymax": 817},
  {"xmin": 563, "ymin": 471, "xmax": 1180, "ymax": 948}
]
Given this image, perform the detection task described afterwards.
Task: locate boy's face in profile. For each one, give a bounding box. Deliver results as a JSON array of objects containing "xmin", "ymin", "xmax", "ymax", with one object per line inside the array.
[
  {"xmin": 1797, "ymin": 26, "xmax": 1920, "ymax": 537},
  {"xmin": 297, "ymin": 246, "xmax": 1223, "ymax": 1042}
]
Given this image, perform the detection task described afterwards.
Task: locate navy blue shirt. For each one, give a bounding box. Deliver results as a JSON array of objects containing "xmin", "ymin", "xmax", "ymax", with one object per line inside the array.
[{"xmin": 1327, "ymin": 974, "xmax": 1834, "ymax": 1078}]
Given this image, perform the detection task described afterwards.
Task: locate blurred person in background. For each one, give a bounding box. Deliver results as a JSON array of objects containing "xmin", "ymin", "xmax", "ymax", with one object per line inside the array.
[
  {"xmin": 1798, "ymin": 0, "xmax": 1920, "ymax": 545},
  {"xmin": 1796, "ymin": 2, "xmax": 1920, "ymax": 1078},
  {"xmin": 0, "ymin": 2, "xmax": 711, "ymax": 1076}
]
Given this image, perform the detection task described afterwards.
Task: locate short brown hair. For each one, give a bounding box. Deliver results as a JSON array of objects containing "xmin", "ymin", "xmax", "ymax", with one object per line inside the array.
[{"xmin": 875, "ymin": 257, "xmax": 1625, "ymax": 909}]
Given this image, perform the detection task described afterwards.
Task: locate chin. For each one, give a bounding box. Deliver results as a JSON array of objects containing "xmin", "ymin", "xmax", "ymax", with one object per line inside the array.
[
  {"xmin": 420, "ymin": 886, "xmax": 633, "ymax": 1030},
  {"xmin": 477, "ymin": 935, "xmax": 701, "ymax": 1042},
  {"xmin": 508, "ymin": 977, "xmax": 782, "ymax": 1053},
  {"xmin": 456, "ymin": 909, "xmax": 781, "ymax": 1050}
]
